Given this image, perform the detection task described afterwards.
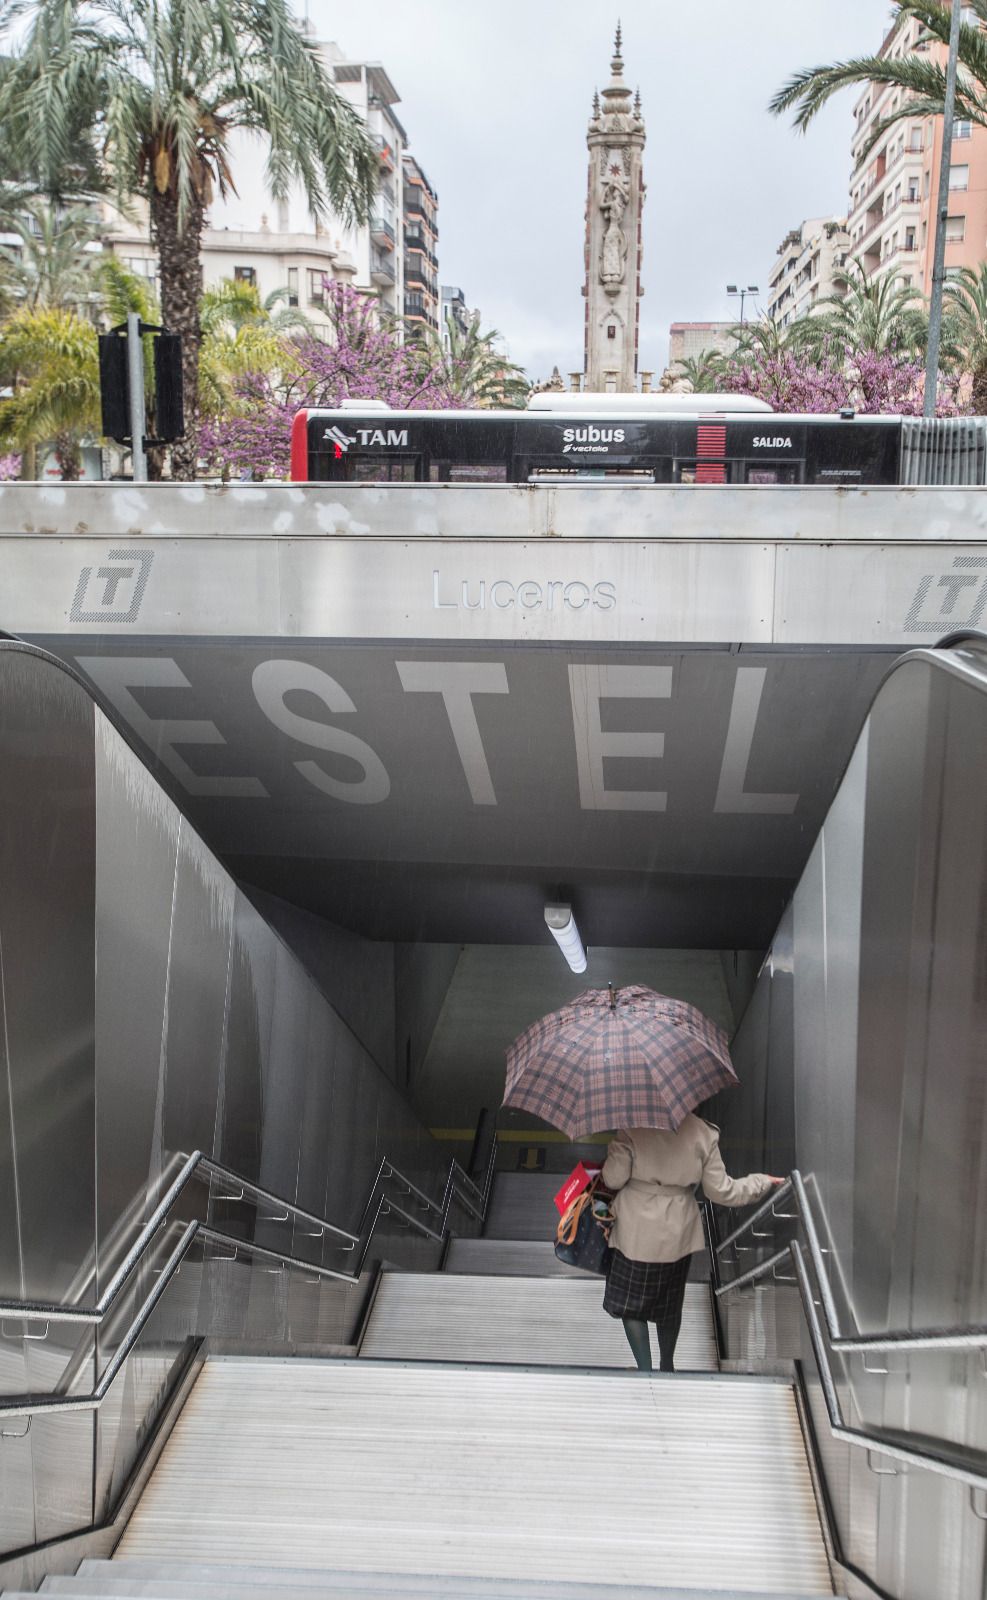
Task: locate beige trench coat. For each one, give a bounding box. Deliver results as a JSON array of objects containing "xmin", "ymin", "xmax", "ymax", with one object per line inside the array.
[{"xmin": 601, "ymin": 1117, "xmax": 774, "ymax": 1263}]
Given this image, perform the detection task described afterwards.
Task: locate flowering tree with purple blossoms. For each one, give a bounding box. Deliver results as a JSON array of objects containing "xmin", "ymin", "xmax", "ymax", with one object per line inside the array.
[
  {"xmin": 719, "ymin": 346, "xmax": 968, "ymax": 417},
  {"xmin": 200, "ymin": 283, "xmax": 466, "ymax": 480}
]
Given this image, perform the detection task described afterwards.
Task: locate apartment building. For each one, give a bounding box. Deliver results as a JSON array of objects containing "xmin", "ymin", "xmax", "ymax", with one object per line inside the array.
[
  {"xmin": 402, "ymin": 156, "xmax": 439, "ymax": 335},
  {"xmin": 847, "ymin": 3, "xmax": 987, "ymax": 296},
  {"xmin": 102, "ymin": 42, "xmax": 415, "ymax": 334},
  {"xmin": 668, "ymin": 322, "xmax": 737, "ymax": 364},
  {"xmin": 766, "ymin": 217, "xmax": 850, "ymax": 328},
  {"xmin": 440, "ymin": 285, "xmax": 471, "ymax": 348}
]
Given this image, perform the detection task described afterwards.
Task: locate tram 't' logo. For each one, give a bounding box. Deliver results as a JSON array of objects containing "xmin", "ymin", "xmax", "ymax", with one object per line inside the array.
[
  {"xmin": 70, "ymin": 548, "xmax": 154, "ymax": 624},
  {"xmin": 903, "ymin": 554, "xmax": 987, "ymax": 633}
]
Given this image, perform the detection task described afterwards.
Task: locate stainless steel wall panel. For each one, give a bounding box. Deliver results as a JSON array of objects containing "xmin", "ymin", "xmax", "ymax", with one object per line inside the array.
[
  {"xmin": 717, "ymin": 645, "xmax": 987, "ymax": 1599},
  {"xmin": 0, "ymin": 653, "xmax": 96, "ymax": 1304},
  {"xmin": 158, "ymin": 828, "xmax": 237, "ymax": 1164},
  {"xmin": 92, "ymin": 715, "xmax": 180, "ymax": 1290}
]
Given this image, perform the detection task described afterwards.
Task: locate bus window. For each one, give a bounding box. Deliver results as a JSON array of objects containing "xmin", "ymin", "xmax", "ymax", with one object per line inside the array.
[
  {"xmin": 744, "ymin": 464, "xmax": 801, "ymax": 484},
  {"xmin": 429, "ymin": 462, "xmax": 509, "ymax": 482},
  {"xmin": 346, "ymin": 456, "xmax": 419, "ymax": 482},
  {"xmin": 676, "ymin": 461, "xmax": 726, "ymax": 483}
]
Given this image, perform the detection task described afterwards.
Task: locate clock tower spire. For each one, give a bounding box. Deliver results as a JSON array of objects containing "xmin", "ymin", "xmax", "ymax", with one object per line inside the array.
[{"xmin": 583, "ymin": 25, "xmax": 646, "ymax": 392}]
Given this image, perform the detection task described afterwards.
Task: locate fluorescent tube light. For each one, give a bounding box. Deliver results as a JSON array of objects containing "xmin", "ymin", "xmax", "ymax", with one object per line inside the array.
[{"xmin": 544, "ymin": 902, "xmax": 587, "ymax": 974}]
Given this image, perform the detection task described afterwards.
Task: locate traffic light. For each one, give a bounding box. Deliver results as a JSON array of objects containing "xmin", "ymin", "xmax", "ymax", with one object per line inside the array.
[{"xmin": 97, "ymin": 320, "xmax": 184, "ymax": 447}]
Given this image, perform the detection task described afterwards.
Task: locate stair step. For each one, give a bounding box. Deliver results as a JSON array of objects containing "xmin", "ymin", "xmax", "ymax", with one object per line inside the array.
[
  {"xmin": 482, "ymin": 1173, "xmax": 567, "ymax": 1240},
  {"xmin": 113, "ymin": 1358, "xmax": 834, "ymax": 1594},
  {"xmin": 361, "ymin": 1273, "xmax": 719, "ymax": 1369},
  {"xmin": 443, "ymin": 1238, "xmax": 587, "ymax": 1275},
  {"xmin": 52, "ymin": 1562, "xmax": 847, "ymax": 1600}
]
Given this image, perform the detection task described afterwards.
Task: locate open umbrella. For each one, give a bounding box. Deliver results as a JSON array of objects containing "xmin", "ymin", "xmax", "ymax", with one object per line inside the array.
[{"xmin": 502, "ymin": 984, "xmax": 738, "ymax": 1140}]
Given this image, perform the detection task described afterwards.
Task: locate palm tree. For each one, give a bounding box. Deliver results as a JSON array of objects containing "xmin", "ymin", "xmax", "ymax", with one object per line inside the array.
[
  {"xmin": 943, "ymin": 262, "xmax": 987, "ymax": 407},
  {"xmin": 1, "ymin": 0, "xmax": 378, "ymax": 478},
  {"xmin": 771, "ymin": 2, "xmax": 987, "ymax": 154},
  {"xmin": 0, "ymin": 306, "xmax": 100, "ymax": 478},
  {"xmin": 0, "ymin": 199, "xmax": 104, "ymax": 313},
  {"xmin": 670, "ymin": 350, "xmax": 727, "ymax": 393},
  {"xmin": 201, "ymin": 278, "xmax": 314, "ymax": 338},
  {"xmin": 796, "ymin": 260, "xmax": 929, "ymax": 362},
  {"xmin": 424, "ymin": 311, "xmax": 529, "ymax": 408}
]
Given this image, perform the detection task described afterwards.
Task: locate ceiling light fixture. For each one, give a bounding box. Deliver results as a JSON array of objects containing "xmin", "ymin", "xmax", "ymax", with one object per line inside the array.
[{"xmin": 544, "ymin": 902, "xmax": 587, "ymax": 974}]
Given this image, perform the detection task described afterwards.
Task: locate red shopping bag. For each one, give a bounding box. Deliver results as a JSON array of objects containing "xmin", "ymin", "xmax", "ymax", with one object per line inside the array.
[{"xmin": 554, "ymin": 1162, "xmax": 592, "ymax": 1216}]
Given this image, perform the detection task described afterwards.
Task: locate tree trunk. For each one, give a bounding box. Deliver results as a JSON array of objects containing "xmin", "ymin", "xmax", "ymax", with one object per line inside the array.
[
  {"xmin": 151, "ymin": 187, "xmax": 204, "ymax": 481},
  {"xmin": 19, "ymin": 441, "xmax": 37, "ymax": 480},
  {"xmin": 972, "ymin": 356, "xmax": 987, "ymax": 416},
  {"xmin": 54, "ymin": 432, "xmax": 82, "ymax": 480}
]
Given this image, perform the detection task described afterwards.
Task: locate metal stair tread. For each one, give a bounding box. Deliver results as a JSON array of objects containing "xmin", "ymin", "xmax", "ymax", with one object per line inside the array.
[
  {"xmin": 50, "ymin": 1562, "xmax": 848, "ymax": 1599},
  {"xmin": 442, "ymin": 1238, "xmax": 592, "ymax": 1275},
  {"xmin": 360, "ymin": 1273, "xmax": 718, "ymax": 1370},
  {"xmin": 112, "ymin": 1358, "xmax": 834, "ymax": 1594}
]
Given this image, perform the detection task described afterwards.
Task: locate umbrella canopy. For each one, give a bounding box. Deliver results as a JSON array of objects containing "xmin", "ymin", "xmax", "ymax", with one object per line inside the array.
[{"xmin": 503, "ymin": 984, "xmax": 738, "ymax": 1140}]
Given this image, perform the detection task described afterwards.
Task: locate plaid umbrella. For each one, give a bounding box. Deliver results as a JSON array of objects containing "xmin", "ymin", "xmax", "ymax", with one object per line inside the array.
[{"xmin": 502, "ymin": 984, "xmax": 738, "ymax": 1139}]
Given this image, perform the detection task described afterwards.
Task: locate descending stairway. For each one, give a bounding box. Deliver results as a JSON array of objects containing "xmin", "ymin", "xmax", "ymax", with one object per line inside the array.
[
  {"xmin": 361, "ymin": 1273, "xmax": 719, "ymax": 1368},
  {"xmin": 5, "ymin": 1172, "xmax": 842, "ymax": 1600}
]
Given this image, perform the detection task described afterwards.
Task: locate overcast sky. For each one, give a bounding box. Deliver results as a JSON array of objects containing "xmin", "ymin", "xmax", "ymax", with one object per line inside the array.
[{"xmin": 307, "ymin": 0, "xmax": 894, "ymax": 378}]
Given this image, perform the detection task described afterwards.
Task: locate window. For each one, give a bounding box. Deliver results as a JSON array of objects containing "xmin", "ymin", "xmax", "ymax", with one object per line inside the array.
[
  {"xmin": 910, "ymin": 126, "xmax": 923, "ymax": 150},
  {"xmin": 907, "ymin": 179, "xmax": 919, "ymax": 202},
  {"xmin": 234, "ymin": 265, "xmax": 256, "ymax": 285},
  {"xmin": 923, "ymin": 169, "xmax": 931, "ymax": 198},
  {"xmin": 954, "ymin": 120, "xmax": 972, "ymax": 139},
  {"xmin": 308, "ymin": 268, "xmax": 326, "ymax": 305},
  {"xmin": 900, "ymin": 274, "xmax": 912, "ymax": 287},
  {"xmin": 949, "ymin": 163, "xmax": 970, "ymax": 189},
  {"xmin": 287, "ymin": 267, "xmax": 298, "ymax": 307},
  {"xmin": 905, "ymin": 226, "xmax": 916, "ymax": 250},
  {"xmin": 945, "ymin": 214, "xmax": 966, "ymax": 241}
]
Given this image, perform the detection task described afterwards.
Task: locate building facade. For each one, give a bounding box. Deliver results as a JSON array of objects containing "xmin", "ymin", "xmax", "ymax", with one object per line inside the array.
[
  {"xmin": 440, "ymin": 285, "xmax": 471, "ymax": 349},
  {"xmin": 847, "ymin": 4, "xmax": 987, "ymax": 296},
  {"xmin": 668, "ymin": 322, "xmax": 738, "ymax": 365},
  {"xmin": 402, "ymin": 156, "xmax": 439, "ymax": 335},
  {"xmin": 101, "ymin": 41, "xmax": 426, "ymax": 336},
  {"xmin": 766, "ymin": 217, "xmax": 850, "ymax": 328},
  {"xmin": 582, "ymin": 27, "xmax": 646, "ymax": 392}
]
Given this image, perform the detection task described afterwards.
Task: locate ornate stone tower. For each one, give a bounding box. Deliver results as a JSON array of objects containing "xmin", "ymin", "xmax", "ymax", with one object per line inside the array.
[{"xmin": 583, "ymin": 25, "xmax": 646, "ymax": 392}]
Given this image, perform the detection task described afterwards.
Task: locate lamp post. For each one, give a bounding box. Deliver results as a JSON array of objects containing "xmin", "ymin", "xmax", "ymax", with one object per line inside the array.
[
  {"xmin": 924, "ymin": 0, "xmax": 963, "ymax": 418},
  {"xmin": 727, "ymin": 283, "xmax": 760, "ymax": 326}
]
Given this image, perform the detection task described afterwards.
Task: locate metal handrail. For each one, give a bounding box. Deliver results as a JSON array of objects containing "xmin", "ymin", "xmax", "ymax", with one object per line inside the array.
[
  {"xmin": 710, "ymin": 1213, "xmax": 987, "ymax": 1496},
  {"xmin": 0, "ymin": 1130, "xmax": 500, "ymax": 1427},
  {"xmin": 712, "ymin": 1169, "xmax": 987, "ymax": 1354},
  {"xmin": 791, "ymin": 1241, "xmax": 987, "ymax": 1495},
  {"xmin": 0, "ymin": 1135, "xmax": 498, "ymax": 1333}
]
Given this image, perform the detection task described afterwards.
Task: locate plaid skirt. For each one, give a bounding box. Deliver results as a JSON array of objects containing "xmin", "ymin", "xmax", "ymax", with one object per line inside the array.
[{"xmin": 603, "ymin": 1247, "xmax": 691, "ymax": 1322}]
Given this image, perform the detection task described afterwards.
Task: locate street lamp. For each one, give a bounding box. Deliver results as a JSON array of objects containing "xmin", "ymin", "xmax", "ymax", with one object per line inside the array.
[{"xmin": 726, "ymin": 284, "xmax": 760, "ymax": 325}]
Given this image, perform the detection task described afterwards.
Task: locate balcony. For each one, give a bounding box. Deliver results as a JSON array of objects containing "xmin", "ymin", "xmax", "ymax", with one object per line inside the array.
[
  {"xmin": 404, "ymin": 260, "xmax": 437, "ymax": 293},
  {"xmin": 377, "ymin": 134, "xmax": 396, "ymax": 172},
  {"xmin": 404, "ymin": 236, "xmax": 439, "ymax": 270},
  {"xmin": 371, "ymin": 257, "xmax": 396, "ymax": 287},
  {"xmin": 369, "ymin": 216, "xmax": 395, "ymax": 249},
  {"xmin": 404, "ymin": 294, "xmax": 430, "ymax": 318}
]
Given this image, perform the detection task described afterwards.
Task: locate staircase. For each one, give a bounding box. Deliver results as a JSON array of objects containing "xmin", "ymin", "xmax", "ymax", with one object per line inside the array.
[{"xmin": 4, "ymin": 1174, "xmax": 843, "ymax": 1600}]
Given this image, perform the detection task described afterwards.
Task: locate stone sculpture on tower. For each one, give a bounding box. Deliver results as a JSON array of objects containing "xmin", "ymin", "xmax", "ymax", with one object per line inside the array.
[{"xmin": 583, "ymin": 25, "xmax": 646, "ymax": 392}]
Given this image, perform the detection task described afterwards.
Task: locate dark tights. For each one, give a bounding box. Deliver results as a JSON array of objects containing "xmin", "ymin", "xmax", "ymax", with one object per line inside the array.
[{"xmin": 621, "ymin": 1304, "xmax": 684, "ymax": 1373}]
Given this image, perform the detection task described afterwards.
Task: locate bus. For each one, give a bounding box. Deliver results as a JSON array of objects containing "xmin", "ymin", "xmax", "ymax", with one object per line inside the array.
[{"xmin": 289, "ymin": 393, "xmax": 987, "ymax": 487}]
